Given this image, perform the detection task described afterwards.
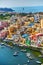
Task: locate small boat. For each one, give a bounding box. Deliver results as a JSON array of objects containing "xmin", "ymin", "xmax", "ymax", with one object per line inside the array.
[
  {"xmin": 38, "ymin": 55, "xmax": 43, "ymax": 58},
  {"xmin": 27, "ymin": 60, "xmax": 30, "ymax": 63},
  {"xmin": 1, "ymin": 43, "xmax": 4, "ymax": 45},
  {"xmin": 29, "ymin": 56, "xmax": 33, "ymax": 60},
  {"xmin": 21, "ymin": 49, "xmax": 26, "ymax": 52},
  {"xmin": 36, "ymin": 61, "xmax": 41, "ymax": 64},
  {"xmin": 26, "ymin": 53, "xmax": 30, "ymax": 57},
  {"xmin": 13, "ymin": 52, "xmax": 18, "ymax": 56},
  {"xmin": 38, "ymin": 55, "xmax": 42, "ymax": 57},
  {"xmin": 19, "ymin": 44, "xmax": 23, "ymax": 47},
  {"xmin": 0, "ymin": 43, "xmax": 4, "ymax": 46}
]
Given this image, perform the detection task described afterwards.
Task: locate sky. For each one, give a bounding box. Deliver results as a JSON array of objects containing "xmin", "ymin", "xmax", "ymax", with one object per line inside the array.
[{"xmin": 0, "ymin": 0, "xmax": 43, "ymax": 8}]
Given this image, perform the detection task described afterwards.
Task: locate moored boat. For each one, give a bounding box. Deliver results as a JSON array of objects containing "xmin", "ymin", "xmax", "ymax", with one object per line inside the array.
[
  {"xmin": 29, "ymin": 56, "xmax": 33, "ymax": 60},
  {"xmin": 21, "ymin": 49, "xmax": 26, "ymax": 52},
  {"xmin": 38, "ymin": 55, "xmax": 43, "ymax": 58},
  {"xmin": 13, "ymin": 52, "xmax": 18, "ymax": 56},
  {"xmin": 26, "ymin": 53, "xmax": 30, "ymax": 57},
  {"xmin": 36, "ymin": 61, "xmax": 41, "ymax": 64}
]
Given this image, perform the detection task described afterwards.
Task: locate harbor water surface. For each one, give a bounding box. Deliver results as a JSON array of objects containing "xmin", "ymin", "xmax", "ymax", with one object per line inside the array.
[{"xmin": 0, "ymin": 44, "xmax": 43, "ymax": 65}]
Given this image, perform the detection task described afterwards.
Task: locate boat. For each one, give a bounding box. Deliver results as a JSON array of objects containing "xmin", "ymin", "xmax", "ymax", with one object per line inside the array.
[
  {"xmin": 21, "ymin": 49, "xmax": 26, "ymax": 52},
  {"xmin": 1, "ymin": 43, "xmax": 4, "ymax": 45},
  {"xmin": 26, "ymin": 53, "xmax": 33, "ymax": 59},
  {"xmin": 19, "ymin": 44, "xmax": 24, "ymax": 47},
  {"xmin": 29, "ymin": 56, "xmax": 33, "ymax": 60},
  {"xmin": 26, "ymin": 53, "xmax": 30, "ymax": 57},
  {"xmin": 13, "ymin": 52, "xmax": 18, "ymax": 56},
  {"xmin": 27, "ymin": 60, "xmax": 30, "ymax": 63},
  {"xmin": 38, "ymin": 55, "xmax": 43, "ymax": 58},
  {"xmin": 36, "ymin": 61, "xmax": 41, "ymax": 64},
  {"xmin": 0, "ymin": 43, "xmax": 4, "ymax": 45}
]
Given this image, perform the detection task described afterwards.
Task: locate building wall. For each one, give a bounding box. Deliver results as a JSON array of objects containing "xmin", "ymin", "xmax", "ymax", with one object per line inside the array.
[{"xmin": 40, "ymin": 18, "xmax": 43, "ymax": 28}]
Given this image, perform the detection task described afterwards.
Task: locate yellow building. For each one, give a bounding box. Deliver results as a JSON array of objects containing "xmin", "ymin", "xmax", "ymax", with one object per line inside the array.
[
  {"xmin": 24, "ymin": 21, "xmax": 30, "ymax": 26},
  {"xmin": 40, "ymin": 18, "xmax": 43, "ymax": 28},
  {"xmin": 29, "ymin": 17, "xmax": 34, "ymax": 22}
]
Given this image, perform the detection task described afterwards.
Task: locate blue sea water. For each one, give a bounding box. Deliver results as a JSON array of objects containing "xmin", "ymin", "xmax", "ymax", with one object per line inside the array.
[
  {"xmin": 0, "ymin": 45, "xmax": 41, "ymax": 65},
  {"xmin": 12, "ymin": 6, "xmax": 43, "ymax": 13}
]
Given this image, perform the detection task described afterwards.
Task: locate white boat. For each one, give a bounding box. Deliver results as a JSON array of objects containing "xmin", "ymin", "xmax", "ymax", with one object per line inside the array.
[
  {"xmin": 21, "ymin": 49, "xmax": 26, "ymax": 52},
  {"xmin": 13, "ymin": 52, "xmax": 18, "ymax": 56},
  {"xmin": 27, "ymin": 60, "xmax": 30, "ymax": 63},
  {"xmin": 38, "ymin": 55, "xmax": 43, "ymax": 58},
  {"xmin": 1, "ymin": 43, "xmax": 4, "ymax": 45},
  {"xmin": 19, "ymin": 44, "xmax": 23, "ymax": 47},
  {"xmin": 29, "ymin": 56, "xmax": 33, "ymax": 60},
  {"xmin": 36, "ymin": 61, "xmax": 41, "ymax": 64},
  {"xmin": 26, "ymin": 53, "xmax": 30, "ymax": 57},
  {"xmin": 0, "ymin": 43, "xmax": 4, "ymax": 45}
]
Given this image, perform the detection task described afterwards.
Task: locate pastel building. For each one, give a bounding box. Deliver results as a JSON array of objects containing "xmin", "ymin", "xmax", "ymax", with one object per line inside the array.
[
  {"xmin": 40, "ymin": 18, "xmax": 43, "ymax": 28},
  {"xmin": 34, "ymin": 14, "xmax": 40, "ymax": 22}
]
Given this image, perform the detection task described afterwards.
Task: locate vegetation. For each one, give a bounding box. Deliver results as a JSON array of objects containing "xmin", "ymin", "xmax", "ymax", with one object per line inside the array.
[{"xmin": 0, "ymin": 14, "xmax": 15, "ymax": 20}]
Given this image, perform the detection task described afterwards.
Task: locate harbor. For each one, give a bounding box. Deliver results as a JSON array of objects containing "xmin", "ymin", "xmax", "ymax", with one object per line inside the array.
[{"xmin": 0, "ymin": 44, "xmax": 43, "ymax": 65}]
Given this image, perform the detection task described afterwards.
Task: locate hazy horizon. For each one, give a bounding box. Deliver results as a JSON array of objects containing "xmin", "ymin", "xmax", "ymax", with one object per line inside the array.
[
  {"xmin": 0, "ymin": 0, "xmax": 43, "ymax": 8},
  {"xmin": 0, "ymin": 6, "xmax": 43, "ymax": 8}
]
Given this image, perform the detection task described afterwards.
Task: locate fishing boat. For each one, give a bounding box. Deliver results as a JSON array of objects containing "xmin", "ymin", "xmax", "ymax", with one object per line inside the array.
[{"xmin": 36, "ymin": 61, "xmax": 41, "ymax": 64}]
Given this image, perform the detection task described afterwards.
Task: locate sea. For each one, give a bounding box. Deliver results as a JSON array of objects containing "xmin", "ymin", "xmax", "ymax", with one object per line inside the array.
[
  {"xmin": 0, "ymin": 44, "xmax": 43, "ymax": 65},
  {"xmin": 12, "ymin": 6, "xmax": 43, "ymax": 13}
]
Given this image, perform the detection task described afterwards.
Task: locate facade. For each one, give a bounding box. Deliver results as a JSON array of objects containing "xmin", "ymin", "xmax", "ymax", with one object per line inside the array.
[
  {"xmin": 40, "ymin": 18, "xmax": 43, "ymax": 28},
  {"xmin": 34, "ymin": 14, "xmax": 40, "ymax": 22}
]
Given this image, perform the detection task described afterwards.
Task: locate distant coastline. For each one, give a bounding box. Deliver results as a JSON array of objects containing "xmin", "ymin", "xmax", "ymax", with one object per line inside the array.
[
  {"xmin": 12, "ymin": 6, "xmax": 43, "ymax": 13},
  {"xmin": 0, "ymin": 6, "xmax": 43, "ymax": 13}
]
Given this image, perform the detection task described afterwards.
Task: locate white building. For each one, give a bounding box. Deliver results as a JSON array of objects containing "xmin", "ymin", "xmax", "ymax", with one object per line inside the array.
[{"xmin": 34, "ymin": 14, "xmax": 40, "ymax": 22}]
